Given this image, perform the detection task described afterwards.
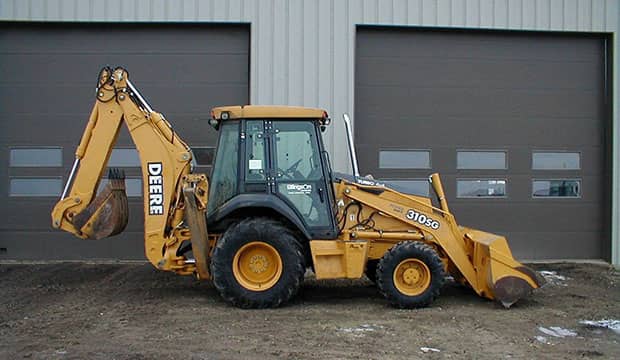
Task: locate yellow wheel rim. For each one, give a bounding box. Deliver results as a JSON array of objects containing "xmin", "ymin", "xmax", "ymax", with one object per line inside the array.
[
  {"xmin": 393, "ymin": 258, "xmax": 431, "ymax": 296},
  {"xmin": 232, "ymin": 241, "xmax": 283, "ymax": 291}
]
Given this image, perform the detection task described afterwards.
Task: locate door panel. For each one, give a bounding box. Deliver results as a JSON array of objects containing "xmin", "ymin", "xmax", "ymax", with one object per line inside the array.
[
  {"xmin": 272, "ymin": 121, "xmax": 332, "ymax": 230},
  {"xmin": 355, "ymin": 28, "xmax": 609, "ymax": 260}
]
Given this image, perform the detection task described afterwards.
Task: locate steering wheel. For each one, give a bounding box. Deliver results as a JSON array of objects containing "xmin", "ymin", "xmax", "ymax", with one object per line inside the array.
[{"xmin": 278, "ymin": 159, "xmax": 303, "ymax": 179}]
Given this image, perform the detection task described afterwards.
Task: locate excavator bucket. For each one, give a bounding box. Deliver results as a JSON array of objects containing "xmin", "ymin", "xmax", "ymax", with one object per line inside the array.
[
  {"xmin": 72, "ymin": 169, "xmax": 129, "ymax": 240},
  {"xmin": 464, "ymin": 228, "xmax": 546, "ymax": 308}
]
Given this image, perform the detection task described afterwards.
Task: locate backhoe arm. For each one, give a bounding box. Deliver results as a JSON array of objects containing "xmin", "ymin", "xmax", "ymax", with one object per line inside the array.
[{"xmin": 51, "ymin": 67, "xmax": 210, "ymax": 278}]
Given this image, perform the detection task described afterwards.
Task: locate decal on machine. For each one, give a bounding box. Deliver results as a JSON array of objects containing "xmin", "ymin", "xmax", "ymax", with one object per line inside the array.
[
  {"xmin": 406, "ymin": 209, "xmax": 440, "ymax": 230},
  {"xmin": 286, "ymin": 183, "xmax": 312, "ymax": 195},
  {"xmin": 148, "ymin": 162, "xmax": 164, "ymax": 215},
  {"xmin": 354, "ymin": 177, "xmax": 385, "ymax": 187}
]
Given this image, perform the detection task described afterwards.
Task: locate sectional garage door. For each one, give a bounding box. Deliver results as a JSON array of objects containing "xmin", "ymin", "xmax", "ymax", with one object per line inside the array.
[
  {"xmin": 355, "ymin": 28, "xmax": 610, "ymax": 260},
  {"xmin": 0, "ymin": 24, "xmax": 249, "ymax": 260}
]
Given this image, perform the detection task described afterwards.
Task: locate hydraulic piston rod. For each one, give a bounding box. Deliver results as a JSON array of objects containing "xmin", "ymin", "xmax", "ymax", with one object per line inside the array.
[{"xmin": 126, "ymin": 79, "xmax": 154, "ymax": 113}]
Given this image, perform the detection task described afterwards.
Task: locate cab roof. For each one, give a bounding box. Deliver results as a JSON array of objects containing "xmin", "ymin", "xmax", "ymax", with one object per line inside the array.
[{"xmin": 211, "ymin": 105, "xmax": 329, "ymax": 123}]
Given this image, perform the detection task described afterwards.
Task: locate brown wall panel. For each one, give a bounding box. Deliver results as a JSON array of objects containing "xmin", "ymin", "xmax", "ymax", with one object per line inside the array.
[{"xmin": 355, "ymin": 27, "xmax": 609, "ymax": 260}]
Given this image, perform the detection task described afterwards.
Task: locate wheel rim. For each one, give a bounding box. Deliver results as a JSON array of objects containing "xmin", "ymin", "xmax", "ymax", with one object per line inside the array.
[
  {"xmin": 393, "ymin": 258, "xmax": 431, "ymax": 296},
  {"xmin": 233, "ymin": 241, "xmax": 283, "ymax": 291}
]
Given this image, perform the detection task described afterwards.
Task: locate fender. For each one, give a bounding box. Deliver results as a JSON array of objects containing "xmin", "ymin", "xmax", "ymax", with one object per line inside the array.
[{"xmin": 207, "ymin": 193, "xmax": 312, "ymax": 240}]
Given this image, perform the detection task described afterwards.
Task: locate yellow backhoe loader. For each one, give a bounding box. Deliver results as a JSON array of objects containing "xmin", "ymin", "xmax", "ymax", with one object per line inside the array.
[{"xmin": 51, "ymin": 67, "xmax": 544, "ymax": 309}]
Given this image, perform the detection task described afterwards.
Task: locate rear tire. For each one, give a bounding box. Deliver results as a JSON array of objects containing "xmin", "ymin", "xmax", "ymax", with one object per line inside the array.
[
  {"xmin": 377, "ymin": 241, "xmax": 445, "ymax": 309},
  {"xmin": 210, "ymin": 218, "xmax": 305, "ymax": 308}
]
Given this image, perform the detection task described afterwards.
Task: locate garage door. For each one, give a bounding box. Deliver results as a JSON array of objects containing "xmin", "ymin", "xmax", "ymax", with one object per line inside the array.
[
  {"xmin": 355, "ymin": 27, "xmax": 610, "ymax": 260},
  {"xmin": 0, "ymin": 23, "xmax": 249, "ymax": 260}
]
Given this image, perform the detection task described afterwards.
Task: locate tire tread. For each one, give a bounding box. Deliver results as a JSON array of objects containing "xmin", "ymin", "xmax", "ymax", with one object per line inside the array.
[
  {"xmin": 377, "ymin": 241, "xmax": 446, "ymax": 309},
  {"xmin": 210, "ymin": 217, "xmax": 305, "ymax": 309}
]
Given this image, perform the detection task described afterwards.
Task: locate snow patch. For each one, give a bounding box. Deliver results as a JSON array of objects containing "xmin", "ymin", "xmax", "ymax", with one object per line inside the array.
[
  {"xmin": 420, "ymin": 347, "xmax": 440, "ymax": 353},
  {"xmin": 539, "ymin": 270, "xmax": 570, "ymax": 286},
  {"xmin": 535, "ymin": 336, "xmax": 550, "ymax": 344},
  {"xmin": 579, "ymin": 319, "xmax": 620, "ymax": 335},
  {"xmin": 337, "ymin": 324, "xmax": 383, "ymax": 337},
  {"xmin": 538, "ymin": 326, "xmax": 577, "ymax": 338}
]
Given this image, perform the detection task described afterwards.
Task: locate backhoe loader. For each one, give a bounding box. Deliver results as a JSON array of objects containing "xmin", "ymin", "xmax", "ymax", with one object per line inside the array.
[{"xmin": 51, "ymin": 67, "xmax": 544, "ymax": 309}]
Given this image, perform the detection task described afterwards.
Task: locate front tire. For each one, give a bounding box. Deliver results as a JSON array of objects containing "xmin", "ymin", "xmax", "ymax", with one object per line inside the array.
[
  {"xmin": 210, "ymin": 218, "xmax": 305, "ymax": 308},
  {"xmin": 377, "ymin": 241, "xmax": 445, "ymax": 308}
]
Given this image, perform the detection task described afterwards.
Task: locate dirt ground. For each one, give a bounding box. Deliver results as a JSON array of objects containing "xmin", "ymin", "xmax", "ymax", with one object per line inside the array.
[{"xmin": 0, "ymin": 262, "xmax": 618, "ymax": 360}]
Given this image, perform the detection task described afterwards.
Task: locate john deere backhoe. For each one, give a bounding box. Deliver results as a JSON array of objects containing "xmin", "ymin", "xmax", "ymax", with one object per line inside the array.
[{"xmin": 51, "ymin": 67, "xmax": 544, "ymax": 309}]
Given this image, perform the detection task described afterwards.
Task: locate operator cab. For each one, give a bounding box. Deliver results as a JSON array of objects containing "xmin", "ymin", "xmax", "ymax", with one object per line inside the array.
[{"xmin": 206, "ymin": 106, "xmax": 338, "ymax": 239}]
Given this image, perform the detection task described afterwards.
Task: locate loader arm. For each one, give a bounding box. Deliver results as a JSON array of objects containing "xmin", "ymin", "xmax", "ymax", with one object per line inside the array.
[
  {"xmin": 333, "ymin": 173, "xmax": 545, "ymax": 307},
  {"xmin": 51, "ymin": 67, "xmax": 210, "ymax": 278}
]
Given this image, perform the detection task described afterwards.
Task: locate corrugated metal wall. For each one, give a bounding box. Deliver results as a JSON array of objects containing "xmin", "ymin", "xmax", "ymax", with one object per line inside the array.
[
  {"xmin": 1, "ymin": 0, "xmax": 617, "ymax": 168},
  {"xmin": 1, "ymin": 0, "xmax": 619, "ymax": 264}
]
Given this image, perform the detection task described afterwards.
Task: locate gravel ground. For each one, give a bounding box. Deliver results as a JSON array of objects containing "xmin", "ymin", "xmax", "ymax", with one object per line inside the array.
[{"xmin": 0, "ymin": 262, "xmax": 618, "ymax": 359}]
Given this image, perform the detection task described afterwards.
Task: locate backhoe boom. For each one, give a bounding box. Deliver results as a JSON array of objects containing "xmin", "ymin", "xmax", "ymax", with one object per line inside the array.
[{"xmin": 51, "ymin": 67, "xmax": 210, "ymax": 278}]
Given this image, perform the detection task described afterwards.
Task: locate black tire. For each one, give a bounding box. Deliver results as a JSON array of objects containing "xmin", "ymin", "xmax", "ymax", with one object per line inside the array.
[
  {"xmin": 210, "ymin": 218, "xmax": 305, "ymax": 309},
  {"xmin": 377, "ymin": 241, "xmax": 445, "ymax": 309},
  {"xmin": 365, "ymin": 259, "xmax": 379, "ymax": 283}
]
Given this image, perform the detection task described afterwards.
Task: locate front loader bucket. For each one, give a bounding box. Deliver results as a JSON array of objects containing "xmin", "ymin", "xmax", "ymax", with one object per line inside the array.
[
  {"xmin": 72, "ymin": 169, "xmax": 129, "ymax": 240},
  {"xmin": 464, "ymin": 228, "xmax": 546, "ymax": 308}
]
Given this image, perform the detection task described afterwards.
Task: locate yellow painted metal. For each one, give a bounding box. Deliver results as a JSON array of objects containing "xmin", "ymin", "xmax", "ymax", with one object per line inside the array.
[
  {"xmin": 232, "ymin": 242, "xmax": 283, "ymax": 291},
  {"xmin": 465, "ymin": 227, "xmax": 543, "ymax": 305},
  {"xmin": 367, "ymin": 241, "xmax": 397, "ymax": 260},
  {"xmin": 341, "ymin": 184, "xmax": 479, "ymax": 288},
  {"xmin": 182, "ymin": 174, "xmax": 210, "ymax": 280},
  {"xmin": 393, "ymin": 259, "xmax": 431, "ymax": 296},
  {"xmin": 310, "ymin": 240, "xmax": 368, "ymax": 279},
  {"xmin": 51, "ymin": 97, "xmax": 124, "ymax": 238},
  {"xmin": 51, "ymin": 67, "xmax": 208, "ymax": 276},
  {"xmin": 350, "ymin": 230, "xmax": 424, "ymax": 241},
  {"xmin": 212, "ymin": 105, "xmax": 326, "ymax": 120},
  {"xmin": 429, "ymin": 173, "xmax": 450, "ymax": 213},
  {"xmin": 329, "ymin": 173, "xmax": 543, "ymax": 305}
]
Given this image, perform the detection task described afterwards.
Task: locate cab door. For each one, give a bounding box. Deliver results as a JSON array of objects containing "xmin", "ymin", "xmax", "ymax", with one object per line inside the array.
[{"xmin": 270, "ymin": 120, "xmax": 336, "ymax": 238}]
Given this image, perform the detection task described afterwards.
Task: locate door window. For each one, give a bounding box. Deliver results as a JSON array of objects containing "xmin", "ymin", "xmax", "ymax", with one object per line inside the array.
[
  {"xmin": 273, "ymin": 121, "xmax": 329, "ymax": 227},
  {"xmin": 532, "ymin": 179, "xmax": 581, "ymax": 198},
  {"xmin": 9, "ymin": 177, "xmax": 62, "ymax": 197},
  {"xmin": 457, "ymin": 179, "xmax": 507, "ymax": 198},
  {"xmin": 379, "ymin": 150, "xmax": 430, "ymax": 169},
  {"xmin": 457, "ymin": 150, "xmax": 506, "ymax": 169},
  {"xmin": 532, "ymin": 152, "xmax": 580, "ymax": 170},
  {"xmin": 10, "ymin": 147, "xmax": 62, "ymax": 167},
  {"xmin": 275, "ymin": 123, "xmax": 322, "ymax": 181}
]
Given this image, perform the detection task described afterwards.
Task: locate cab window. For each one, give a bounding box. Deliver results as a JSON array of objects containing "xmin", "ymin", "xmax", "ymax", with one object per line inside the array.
[
  {"xmin": 274, "ymin": 122, "xmax": 322, "ymax": 181},
  {"xmin": 207, "ymin": 122, "xmax": 239, "ymax": 214}
]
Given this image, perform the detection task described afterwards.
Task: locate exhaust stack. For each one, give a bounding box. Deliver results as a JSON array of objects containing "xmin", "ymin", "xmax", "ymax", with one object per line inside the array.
[{"xmin": 343, "ymin": 114, "xmax": 360, "ymax": 177}]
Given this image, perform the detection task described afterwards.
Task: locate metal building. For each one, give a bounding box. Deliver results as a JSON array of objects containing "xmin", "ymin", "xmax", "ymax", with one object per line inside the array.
[{"xmin": 0, "ymin": 0, "xmax": 618, "ymax": 265}]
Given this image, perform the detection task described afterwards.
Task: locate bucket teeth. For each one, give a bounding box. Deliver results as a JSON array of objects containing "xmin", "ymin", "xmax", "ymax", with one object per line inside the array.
[{"xmin": 108, "ymin": 168, "xmax": 125, "ymax": 180}]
